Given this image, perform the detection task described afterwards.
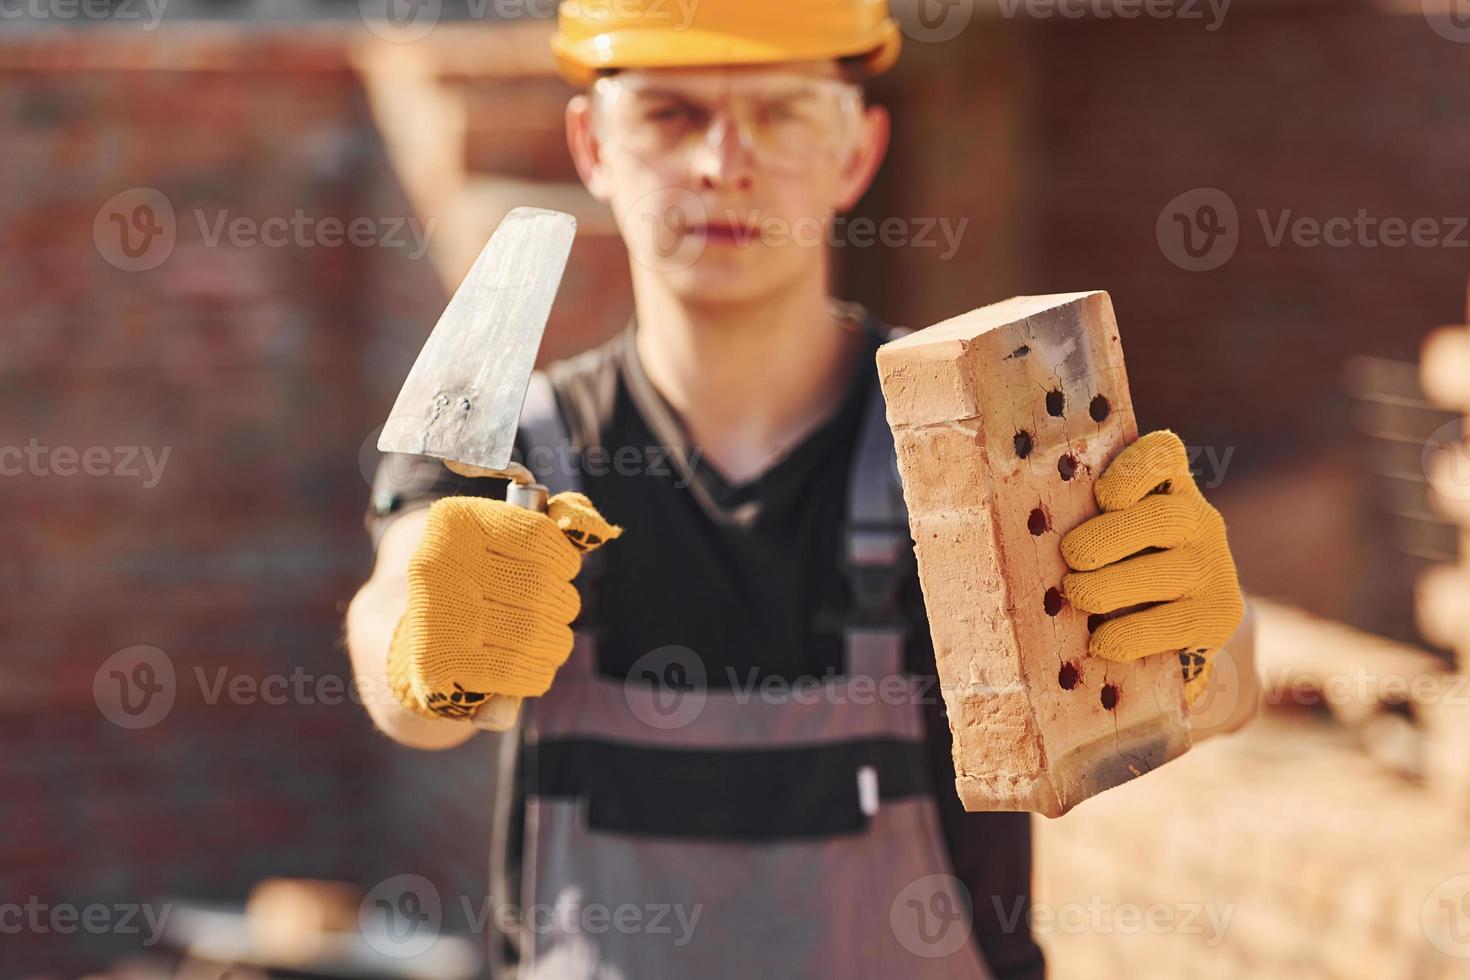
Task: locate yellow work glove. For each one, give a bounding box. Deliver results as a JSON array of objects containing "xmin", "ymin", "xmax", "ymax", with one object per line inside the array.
[
  {"xmin": 387, "ymin": 492, "xmax": 622, "ymax": 721},
  {"xmin": 1059, "ymin": 430, "xmax": 1244, "ymax": 705}
]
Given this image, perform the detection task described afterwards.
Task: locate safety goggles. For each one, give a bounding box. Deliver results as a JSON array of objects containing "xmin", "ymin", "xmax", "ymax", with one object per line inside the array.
[{"xmin": 591, "ymin": 72, "xmax": 866, "ymax": 176}]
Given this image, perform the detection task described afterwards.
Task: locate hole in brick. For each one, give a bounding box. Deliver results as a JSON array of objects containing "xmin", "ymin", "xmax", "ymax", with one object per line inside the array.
[
  {"xmin": 1014, "ymin": 430, "xmax": 1033, "ymax": 459},
  {"xmin": 1043, "ymin": 587, "xmax": 1064, "ymax": 616},
  {"xmin": 1006, "ymin": 344, "xmax": 1030, "ymax": 359},
  {"xmin": 1058, "ymin": 662, "xmax": 1080, "ymax": 690},
  {"xmin": 1089, "ymin": 394, "xmax": 1110, "ymax": 422},
  {"xmin": 1087, "ymin": 613, "xmax": 1105, "ymax": 633},
  {"xmin": 1046, "ymin": 388, "xmax": 1066, "ymax": 417},
  {"xmin": 1027, "ymin": 507, "xmax": 1050, "ymax": 536},
  {"xmin": 1058, "ymin": 453, "xmax": 1079, "ymax": 481},
  {"xmin": 1100, "ymin": 683, "xmax": 1120, "ymax": 711}
]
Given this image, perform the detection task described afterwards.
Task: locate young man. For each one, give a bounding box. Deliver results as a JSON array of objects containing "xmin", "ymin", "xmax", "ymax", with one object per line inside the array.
[{"xmin": 346, "ymin": 1, "xmax": 1256, "ymax": 976}]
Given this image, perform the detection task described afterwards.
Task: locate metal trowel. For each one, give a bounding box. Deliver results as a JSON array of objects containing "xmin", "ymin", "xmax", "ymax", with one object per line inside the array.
[{"xmin": 378, "ymin": 207, "xmax": 577, "ymax": 731}]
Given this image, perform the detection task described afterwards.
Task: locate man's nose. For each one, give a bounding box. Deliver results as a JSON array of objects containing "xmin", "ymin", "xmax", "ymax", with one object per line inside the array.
[{"xmin": 690, "ymin": 115, "xmax": 755, "ymax": 191}]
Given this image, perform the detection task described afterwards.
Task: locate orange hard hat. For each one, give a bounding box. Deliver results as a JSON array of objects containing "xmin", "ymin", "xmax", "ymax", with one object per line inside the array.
[{"xmin": 551, "ymin": 0, "xmax": 903, "ymax": 87}]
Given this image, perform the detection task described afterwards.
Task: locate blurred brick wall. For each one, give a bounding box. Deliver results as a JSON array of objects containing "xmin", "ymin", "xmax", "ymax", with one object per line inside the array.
[
  {"xmin": 0, "ymin": 32, "xmax": 493, "ymax": 973},
  {"xmin": 864, "ymin": 4, "xmax": 1470, "ymax": 448}
]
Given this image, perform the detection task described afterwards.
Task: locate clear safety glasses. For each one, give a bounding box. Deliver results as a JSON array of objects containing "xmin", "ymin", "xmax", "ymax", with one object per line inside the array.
[{"xmin": 591, "ymin": 72, "xmax": 866, "ymax": 176}]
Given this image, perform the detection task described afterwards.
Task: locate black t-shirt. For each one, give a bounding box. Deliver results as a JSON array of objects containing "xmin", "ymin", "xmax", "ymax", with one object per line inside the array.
[{"xmin": 368, "ymin": 307, "xmax": 1046, "ymax": 980}]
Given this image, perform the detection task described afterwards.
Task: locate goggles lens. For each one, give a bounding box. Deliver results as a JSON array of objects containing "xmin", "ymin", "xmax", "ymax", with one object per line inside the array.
[{"xmin": 593, "ymin": 73, "xmax": 864, "ymax": 174}]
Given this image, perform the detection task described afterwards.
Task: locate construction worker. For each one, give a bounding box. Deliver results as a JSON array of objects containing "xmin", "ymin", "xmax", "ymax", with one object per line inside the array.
[{"xmin": 346, "ymin": 1, "xmax": 1257, "ymax": 976}]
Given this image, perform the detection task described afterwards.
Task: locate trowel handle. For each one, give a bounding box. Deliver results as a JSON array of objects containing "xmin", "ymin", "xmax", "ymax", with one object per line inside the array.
[{"xmin": 470, "ymin": 478, "xmax": 551, "ymax": 733}]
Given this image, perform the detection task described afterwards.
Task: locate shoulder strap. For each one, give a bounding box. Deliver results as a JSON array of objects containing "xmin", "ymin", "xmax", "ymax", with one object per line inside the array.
[
  {"xmin": 545, "ymin": 327, "xmax": 623, "ymax": 453},
  {"xmin": 518, "ymin": 371, "xmax": 580, "ymax": 497},
  {"xmin": 518, "ymin": 369, "xmax": 607, "ymax": 627},
  {"xmin": 843, "ymin": 368, "xmax": 914, "ymax": 633},
  {"xmin": 848, "ymin": 374, "xmax": 908, "ymax": 563}
]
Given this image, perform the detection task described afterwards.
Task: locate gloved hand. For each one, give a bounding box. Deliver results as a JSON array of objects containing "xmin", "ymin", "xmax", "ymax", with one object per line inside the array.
[
  {"xmin": 387, "ymin": 492, "xmax": 622, "ymax": 721},
  {"xmin": 1059, "ymin": 430, "xmax": 1244, "ymax": 705}
]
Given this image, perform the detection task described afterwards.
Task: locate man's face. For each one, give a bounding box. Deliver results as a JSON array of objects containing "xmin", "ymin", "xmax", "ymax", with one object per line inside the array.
[{"xmin": 568, "ymin": 61, "xmax": 890, "ymax": 306}]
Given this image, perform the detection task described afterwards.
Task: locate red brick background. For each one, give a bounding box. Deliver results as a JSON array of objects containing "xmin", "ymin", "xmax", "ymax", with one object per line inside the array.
[{"xmin": 0, "ymin": 34, "xmax": 497, "ymax": 972}]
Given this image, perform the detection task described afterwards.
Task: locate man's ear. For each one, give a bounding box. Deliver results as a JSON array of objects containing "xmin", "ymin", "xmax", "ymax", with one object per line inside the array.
[
  {"xmin": 834, "ymin": 103, "xmax": 890, "ymax": 212},
  {"xmin": 566, "ymin": 95, "xmax": 611, "ymax": 203}
]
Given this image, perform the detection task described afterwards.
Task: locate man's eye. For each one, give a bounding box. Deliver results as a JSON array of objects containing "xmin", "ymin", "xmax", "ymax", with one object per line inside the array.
[
  {"xmin": 645, "ymin": 104, "xmax": 697, "ymax": 125},
  {"xmin": 762, "ymin": 102, "xmax": 818, "ymax": 127}
]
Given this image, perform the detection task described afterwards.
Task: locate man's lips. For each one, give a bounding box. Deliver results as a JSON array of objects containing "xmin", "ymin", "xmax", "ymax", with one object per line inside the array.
[{"xmin": 689, "ymin": 222, "xmax": 759, "ymax": 244}]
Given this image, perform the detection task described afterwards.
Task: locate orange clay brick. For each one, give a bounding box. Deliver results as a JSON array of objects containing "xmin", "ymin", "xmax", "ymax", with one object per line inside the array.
[{"xmin": 877, "ymin": 291, "xmax": 1191, "ymax": 816}]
